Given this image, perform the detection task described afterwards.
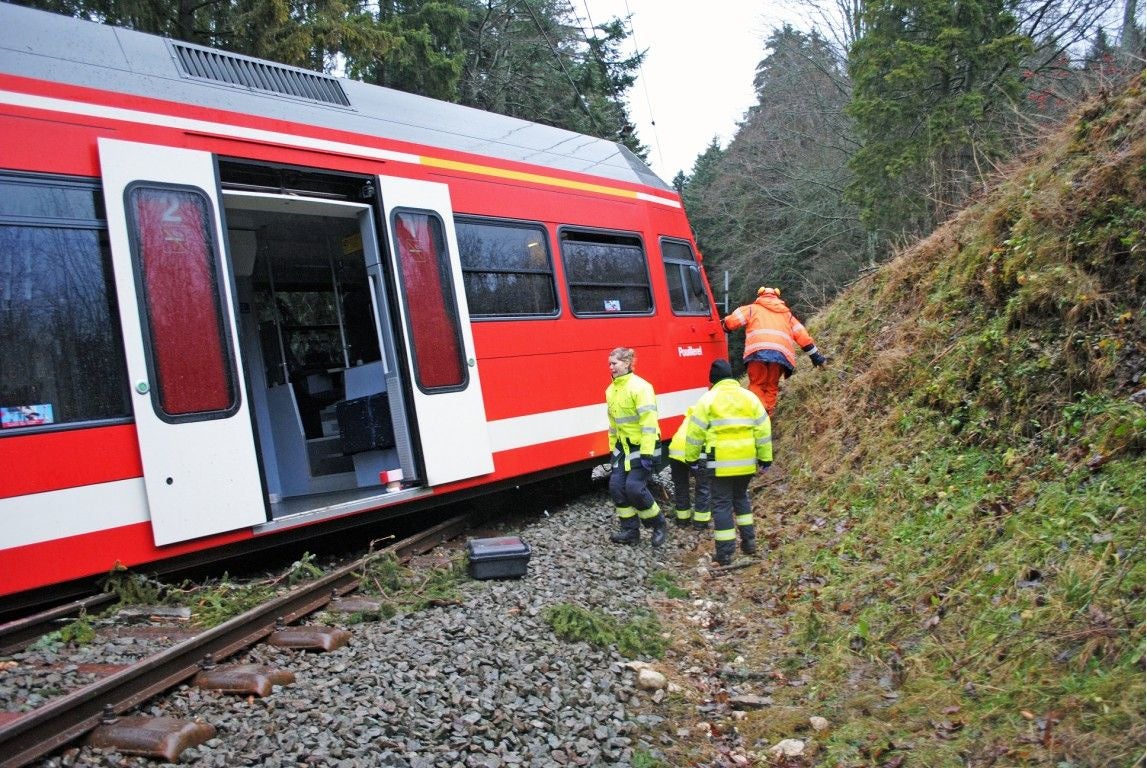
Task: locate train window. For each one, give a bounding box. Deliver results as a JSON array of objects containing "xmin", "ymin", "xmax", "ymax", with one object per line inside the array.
[
  {"xmin": 391, "ymin": 210, "xmax": 467, "ymax": 392},
  {"xmin": 560, "ymin": 230, "xmax": 653, "ymax": 316},
  {"xmin": 662, "ymin": 239, "xmax": 711, "ymax": 315},
  {"xmin": 455, "ymin": 217, "xmax": 558, "ymax": 318},
  {"xmin": 126, "ymin": 185, "xmax": 237, "ymax": 419},
  {"xmin": 0, "ymin": 174, "xmax": 130, "ymax": 432},
  {"xmin": 0, "ymin": 179, "xmax": 103, "ymax": 221}
]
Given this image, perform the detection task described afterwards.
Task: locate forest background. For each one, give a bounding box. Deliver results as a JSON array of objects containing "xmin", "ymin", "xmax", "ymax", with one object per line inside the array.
[{"xmin": 18, "ymin": 0, "xmax": 1144, "ymax": 346}]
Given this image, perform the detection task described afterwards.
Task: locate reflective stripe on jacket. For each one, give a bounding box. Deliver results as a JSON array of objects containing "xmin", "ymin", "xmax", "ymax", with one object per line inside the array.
[
  {"xmin": 606, "ymin": 372, "xmax": 660, "ymax": 466},
  {"xmin": 681, "ymin": 379, "xmax": 772, "ymax": 477},
  {"xmin": 722, "ymin": 294, "xmax": 818, "ymax": 369}
]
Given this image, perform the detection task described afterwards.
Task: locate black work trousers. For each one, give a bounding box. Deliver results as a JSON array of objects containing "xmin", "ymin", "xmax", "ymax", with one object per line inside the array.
[
  {"xmin": 710, "ymin": 473, "xmax": 754, "ymax": 560},
  {"xmin": 609, "ymin": 456, "xmax": 655, "ymax": 530}
]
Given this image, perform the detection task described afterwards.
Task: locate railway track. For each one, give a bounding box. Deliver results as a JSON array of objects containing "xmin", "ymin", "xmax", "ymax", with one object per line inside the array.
[
  {"xmin": 0, "ymin": 512, "xmax": 475, "ymax": 768},
  {"xmin": 0, "ymin": 595, "xmax": 117, "ymax": 657}
]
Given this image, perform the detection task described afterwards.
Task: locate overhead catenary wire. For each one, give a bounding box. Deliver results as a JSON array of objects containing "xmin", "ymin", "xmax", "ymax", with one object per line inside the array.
[
  {"xmin": 566, "ymin": 0, "xmax": 622, "ymax": 137},
  {"xmin": 574, "ymin": 1, "xmax": 663, "ymax": 166},
  {"xmin": 617, "ymin": 0, "xmax": 663, "ymax": 167},
  {"xmin": 517, "ymin": 0, "xmax": 604, "ymax": 133}
]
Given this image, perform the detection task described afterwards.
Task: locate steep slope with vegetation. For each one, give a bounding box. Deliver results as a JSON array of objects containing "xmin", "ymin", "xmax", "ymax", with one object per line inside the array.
[{"xmin": 656, "ymin": 77, "xmax": 1144, "ymax": 767}]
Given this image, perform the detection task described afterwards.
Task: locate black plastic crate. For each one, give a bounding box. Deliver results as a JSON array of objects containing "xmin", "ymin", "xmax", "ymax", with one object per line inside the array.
[
  {"xmin": 466, "ymin": 536, "xmax": 531, "ymax": 580},
  {"xmin": 336, "ymin": 392, "xmax": 395, "ymax": 454}
]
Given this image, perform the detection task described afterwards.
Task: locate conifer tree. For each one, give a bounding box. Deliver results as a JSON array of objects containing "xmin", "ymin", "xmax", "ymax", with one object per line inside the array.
[
  {"xmin": 684, "ymin": 26, "xmax": 863, "ymax": 316},
  {"xmin": 344, "ymin": 0, "xmax": 467, "ymax": 102},
  {"xmin": 845, "ymin": 0, "xmax": 1030, "ymax": 242},
  {"xmin": 456, "ymin": 0, "xmax": 644, "ymax": 153}
]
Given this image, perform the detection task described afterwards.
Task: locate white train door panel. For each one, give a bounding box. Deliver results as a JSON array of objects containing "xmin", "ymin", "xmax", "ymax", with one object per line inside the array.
[
  {"xmin": 99, "ymin": 138, "xmax": 266, "ymax": 544},
  {"xmin": 375, "ymin": 176, "xmax": 494, "ymax": 485}
]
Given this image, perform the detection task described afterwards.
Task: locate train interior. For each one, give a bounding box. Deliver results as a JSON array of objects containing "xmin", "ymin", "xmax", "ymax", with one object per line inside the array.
[{"xmin": 222, "ymin": 170, "xmax": 417, "ymax": 516}]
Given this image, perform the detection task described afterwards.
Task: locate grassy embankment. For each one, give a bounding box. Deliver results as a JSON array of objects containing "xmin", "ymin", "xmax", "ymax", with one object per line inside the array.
[{"xmin": 660, "ymin": 77, "xmax": 1144, "ymax": 767}]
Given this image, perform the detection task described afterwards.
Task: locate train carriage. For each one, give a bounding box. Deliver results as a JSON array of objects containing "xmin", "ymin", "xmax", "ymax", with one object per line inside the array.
[{"xmin": 0, "ymin": 3, "xmax": 725, "ymax": 609}]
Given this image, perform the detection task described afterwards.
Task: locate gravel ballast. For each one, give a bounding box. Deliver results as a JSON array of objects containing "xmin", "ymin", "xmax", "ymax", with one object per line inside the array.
[{"xmin": 24, "ymin": 480, "xmax": 700, "ymax": 767}]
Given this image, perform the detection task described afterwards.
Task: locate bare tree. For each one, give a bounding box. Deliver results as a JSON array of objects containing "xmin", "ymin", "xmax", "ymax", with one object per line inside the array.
[{"xmin": 781, "ymin": 0, "xmax": 868, "ymax": 53}]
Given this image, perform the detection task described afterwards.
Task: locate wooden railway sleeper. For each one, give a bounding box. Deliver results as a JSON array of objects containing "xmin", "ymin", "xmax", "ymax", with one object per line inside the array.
[
  {"xmin": 80, "ymin": 628, "xmax": 336, "ymax": 760},
  {"xmin": 0, "ymin": 562, "xmax": 360, "ymax": 767},
  {"xmin": 267, "ymin": 624, "xmax": 352, "ymax": 651}
]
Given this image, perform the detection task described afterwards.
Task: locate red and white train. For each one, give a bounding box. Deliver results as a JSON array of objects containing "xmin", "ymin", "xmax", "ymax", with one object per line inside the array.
[{"xmin": 0, "ymin": 4, "xmax": 725, "ymax": 609}]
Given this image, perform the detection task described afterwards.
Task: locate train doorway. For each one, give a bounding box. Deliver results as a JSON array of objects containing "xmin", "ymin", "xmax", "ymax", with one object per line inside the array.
[
  {"xmin": 223, "ymin": 172, "xmax": 495, "ymax": 516},
  {"xmin": 223, "ymin": 191, "xmax": 419, "ymax": 510}
]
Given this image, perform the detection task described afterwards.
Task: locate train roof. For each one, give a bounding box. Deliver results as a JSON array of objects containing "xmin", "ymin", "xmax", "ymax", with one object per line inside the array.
[{"xmin": 0, "ymin": 3, "xmax": 670, "ymax": 191}]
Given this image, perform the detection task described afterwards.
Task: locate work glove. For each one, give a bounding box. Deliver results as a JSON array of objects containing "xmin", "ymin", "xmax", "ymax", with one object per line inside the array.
[
  {"xmin": 757, "ymin": 460, "xmax": 771, "ymax": 472},
  {"xmin": 810, "ymin": 352, "xmax": 827, "ymax": 367},
  {"xmin": 639, "ymin": 455, "xmax": 654, "ymax": 472}
]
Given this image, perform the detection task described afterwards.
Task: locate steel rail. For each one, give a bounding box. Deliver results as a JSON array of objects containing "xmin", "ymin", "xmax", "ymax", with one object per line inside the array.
[
  {"xmin": 0, "ymin": 594, "xmax": 116, "ymax": 655},
  {"xmin": 0, "ymin": 511, "xmax": 475, "ymax": 768}
]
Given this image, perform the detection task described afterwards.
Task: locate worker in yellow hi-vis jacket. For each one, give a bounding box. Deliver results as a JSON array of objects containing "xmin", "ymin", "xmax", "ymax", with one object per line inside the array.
[
  {"xmin": 682, "ymin": 359, "xmax": 772, "ymax": 565},
  {"xmin": 605, "ymin": 347, "xmax": 667, "ymax": 548}
]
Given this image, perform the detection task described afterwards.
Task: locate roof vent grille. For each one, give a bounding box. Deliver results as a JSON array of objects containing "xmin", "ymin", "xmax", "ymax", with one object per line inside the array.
[{"xmin": 171, "ymin": 42, "xmax": 350, "ymax": 107}]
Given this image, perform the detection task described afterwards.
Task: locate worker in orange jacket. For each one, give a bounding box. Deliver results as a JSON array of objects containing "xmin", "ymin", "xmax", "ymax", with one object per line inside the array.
[{"xmin": 722, "ymin": 287, "xmax": 826, "ymax": 414}]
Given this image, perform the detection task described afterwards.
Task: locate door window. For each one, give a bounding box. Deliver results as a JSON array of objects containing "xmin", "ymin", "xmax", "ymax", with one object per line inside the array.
[
  {"xmin": 126, "ymin": 185, "xmax": 237, "ymax": 418},
  {"xmin": 392, "ymin": 210, "xmax": 466, "ymax": 391}
]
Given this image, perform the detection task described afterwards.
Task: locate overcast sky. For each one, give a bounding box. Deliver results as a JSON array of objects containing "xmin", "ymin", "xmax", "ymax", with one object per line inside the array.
[{"xmin": 575, "ymin": 1, "xmax": 796, "ymax": 182}]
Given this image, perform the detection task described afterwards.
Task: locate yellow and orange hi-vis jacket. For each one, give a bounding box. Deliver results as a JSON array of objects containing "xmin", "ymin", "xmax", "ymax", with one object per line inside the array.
[{"xmin": 722, "ymin": 293, "xmax": 818, "ymax": 372}]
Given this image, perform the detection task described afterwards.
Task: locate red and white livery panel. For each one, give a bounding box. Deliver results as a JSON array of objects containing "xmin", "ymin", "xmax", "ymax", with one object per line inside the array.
[{"xmin": 0, "ymin": 4, "xmax": 725, "ymax": 606}]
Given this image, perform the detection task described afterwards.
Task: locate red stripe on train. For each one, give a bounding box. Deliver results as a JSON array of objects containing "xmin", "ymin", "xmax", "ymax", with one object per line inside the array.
[
  {"xmin": 0, "ymin": 424, "xmax": 142, "ymax": 499},
  {"xmin": 0, "ymin": 522, "xmax": 251, "ymax": 596}
]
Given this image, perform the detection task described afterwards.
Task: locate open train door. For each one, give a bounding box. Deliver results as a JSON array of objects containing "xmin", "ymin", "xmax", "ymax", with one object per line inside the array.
[
  {"xmin": 375, "ymin": 176, "xmax": 494, "ymax": 485},
  {"xmin": 98, "ymin": 139, "xmax": 266, "ymax": 545}
]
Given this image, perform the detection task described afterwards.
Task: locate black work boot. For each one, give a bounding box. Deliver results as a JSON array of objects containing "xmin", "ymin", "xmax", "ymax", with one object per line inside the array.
[
  {"xmin": 609, "ymin": 527, "xmax": 639, "ymax": 545},
  {"xmin": 673, "ymin": 510, "xmax": 692, "ymax": 527},
  {"xmin": 740, "ymin": 527, "xmax": 757, "ymax": 555},
  {"xmin": 713, "ymin": 542, "xmax": 735, "ymax": 566},
  {"xmin": 650, "ymin": 522, "xmax": 667, "ymax": 548}
]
